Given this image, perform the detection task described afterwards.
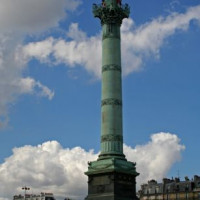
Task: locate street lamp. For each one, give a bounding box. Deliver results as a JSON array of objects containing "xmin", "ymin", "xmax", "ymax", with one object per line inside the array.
[{"xmin": 22, "ymin": 186, "xmax": 30, "ymax": 200}]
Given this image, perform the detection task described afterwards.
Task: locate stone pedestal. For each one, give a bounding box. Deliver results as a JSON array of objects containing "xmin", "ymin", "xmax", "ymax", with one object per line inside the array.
[{"xmin": 85, "ymin": 158, "xmax": 139, "ymax": 200}]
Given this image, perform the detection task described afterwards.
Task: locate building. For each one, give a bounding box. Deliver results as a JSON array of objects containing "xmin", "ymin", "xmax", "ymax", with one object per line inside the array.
[
  {"xmin": 138, "ymin": 175, "xmax": 200, "ymax": 200},
  {"xmin": 13, "ymin": 193, "xmax": 55, "ymax": 200}
]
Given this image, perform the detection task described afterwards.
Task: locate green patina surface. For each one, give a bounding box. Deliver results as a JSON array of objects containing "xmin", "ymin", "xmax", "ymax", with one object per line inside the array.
[
  {"xmin": 91, "ymin": 0, "xmax": 130, "ymax": 162},
  {"xmin": 86, "ymin": 0, "xmax": 138, "ymax": 183},
  {"xmin": 86, "ymin": 158, "xmax": 137, "ymax": 175},
  {"xmin": 85, "ymin": 1, "xmax": 139, "ymax": 199}
]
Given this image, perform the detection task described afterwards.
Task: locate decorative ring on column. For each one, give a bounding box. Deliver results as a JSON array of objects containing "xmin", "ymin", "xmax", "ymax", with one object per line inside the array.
[
  {"xmin": 103, "ymin": 34, "xmax": 120, "ymax": 40},
  {"xmin": 101, "ymin": 98, "xmax": 122, "ymax": 106},
  {"xmin": 102, "ymin": 64, "xmax": 121, "ymax": 72},
  {"xmin": 101, "ymin": 134, "xmax": 123, "ymax": 142}
]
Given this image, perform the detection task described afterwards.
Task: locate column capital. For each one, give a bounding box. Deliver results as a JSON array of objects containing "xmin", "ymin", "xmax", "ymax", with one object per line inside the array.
[{"xmin": 93, "ymin": 3, "xmax": 130, "ymax": 25}]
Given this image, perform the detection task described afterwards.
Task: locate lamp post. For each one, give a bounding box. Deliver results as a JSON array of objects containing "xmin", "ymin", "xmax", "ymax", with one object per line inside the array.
[{"xmin": 22, "ymin": 186, "xmax": 30, "ymax": 200}]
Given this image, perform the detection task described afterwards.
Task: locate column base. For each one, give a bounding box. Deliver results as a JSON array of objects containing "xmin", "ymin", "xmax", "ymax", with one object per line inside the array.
[
  {"xmin": 85, "ymin": 158, "xmax": 139, "ymax": 200},
  {"xmin": 98, "ymin": 152, "xmax": 126, "ymax": 161}
]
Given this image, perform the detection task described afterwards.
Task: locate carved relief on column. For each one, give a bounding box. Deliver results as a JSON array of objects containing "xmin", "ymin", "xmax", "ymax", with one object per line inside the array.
[
  {"xmin": 102, "ymin": 64, "xmax": 121, "ymax": 72},
  {"xmin": 101, "ymin": 98, "xmax": 122, "ymax": 106}
]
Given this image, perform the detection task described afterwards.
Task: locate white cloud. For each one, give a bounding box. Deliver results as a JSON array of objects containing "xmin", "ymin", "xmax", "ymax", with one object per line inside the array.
[
  {"xmin": 20, "ymin": 25, "xmax": 102, "ymax": 77},
  {"xmin": 0, "ymin": 0, "xmax": 81, "ymax": 33},
  {"xmin": 0, "ymin": 0, "xmax": 81, "ymax": 126},
  {"xmin": 124, "ymin": 132, "xmax": 185, "ymax": 185},
  {"xmin": 1, "ymin": 3, "xmax": 200, "ymax": 126},
  {"xmin": 19, "ymin": 38, "xmax": 55, "ymax": 63},
  {"xmin": 0, "ymin": 141, "xmax": 97, "ymax": 200},
  {"xmin": 0, "ymin": 198, "xmax": 9, "ymax": 200},
  {"xmin": 67, "ymin": 23, "xmax": 87, "ymax": 41},
  {"xmin": 0, "ymin": 35, "xmax": 55, "ymax": 127},
  {"xmin": 0, "ymin": 132, "xmax": 185, "ymax": 200},
  {"xmin": 19, "ymin": 77, "xmax": 55, "ymax": 100},
  {"xmin": 121, "ymin": 4, "xmax": 200, "ymax": 74},
  {"xmin": 20, "ymin": 5, "xmax": 200, "ymax": 77}
]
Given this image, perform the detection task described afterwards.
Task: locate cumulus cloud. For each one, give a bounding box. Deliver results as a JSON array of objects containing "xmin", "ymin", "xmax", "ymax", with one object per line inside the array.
[
  {"xmin": 1, "ymin": 4, "xmax": 200, "ymax": 126},
  {"xmin": 0, "ymin": 141, "xmax": 97, "ymax": 200},
  {"xmin": 121, "ymin": 5, "xmax": 200, "ymax": 74},
  {"xmin": 20, "ymin": 5, "xmax": 200, "ymax": 77},
  {"xmin": 0, "ymin": 0, "xmax": 81, "ymax": 33},
  {"xmin": 0, "ymin": 36, "xmax": 55, "ymax": 127},
  {"xmin": 0, "ymin": 0, "xmax": 81, "ymax": 126},
  {"xmin": 124, "ymin": 132, "xmax": 185, "ymax": 185},
  {"xmin": 0, "ymin": 132, "xmax": 185, "ymax": 200},
  {"xmin": 20, "ymin": 24, "xmax": 102, "ymax": 77},
  {"xmin": 19, "ymin": 77, "xmax": 54, "ymax": 100}
]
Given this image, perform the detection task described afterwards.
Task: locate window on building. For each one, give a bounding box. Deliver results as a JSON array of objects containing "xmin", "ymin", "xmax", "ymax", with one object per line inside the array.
[
  {"xmin": 45, "ymin": 197, "xmax": 54, "ymax": 200},
  {"xmin": 167, "ymin": 194, "xmax": 169, "ymax": 200},
  {"xmin": 155, "ymin": 187, "xmax": 159, "ymax": 193},
  {"xmin": 176, "ymin": 193, "xmax": 180, "ymax": 200},
  {"xmin": 198, "ymin": 182, "xmax": 200, "ymax": 187},
  {"xmin": 166, "ymin": 188, "xmax": 169, "ymax": 200},
  {"xmin": 148, "ymin": 188, "xmax": 151, "ymax": 194},
  {"xmin": 185, "ymin": 192, "xmax": 189, "ymax": 199},
  {"xmin": 176, "ymin": 185, "xmax": 180, "ymax": 191}
]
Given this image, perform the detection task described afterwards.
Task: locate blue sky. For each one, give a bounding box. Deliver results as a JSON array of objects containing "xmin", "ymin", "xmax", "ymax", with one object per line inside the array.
[{"xmin": 0, "ymin": 0, "xmax": 200, "ymax": 199}]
